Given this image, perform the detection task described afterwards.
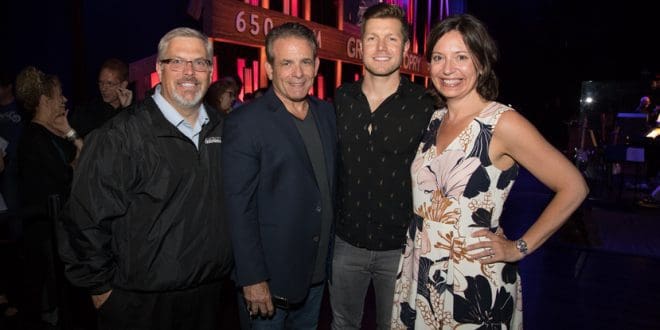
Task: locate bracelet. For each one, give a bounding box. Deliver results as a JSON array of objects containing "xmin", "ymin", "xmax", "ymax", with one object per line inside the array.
[{"xmin": 65, "ymin": 129, "xmax": 79, "ymax": 142}]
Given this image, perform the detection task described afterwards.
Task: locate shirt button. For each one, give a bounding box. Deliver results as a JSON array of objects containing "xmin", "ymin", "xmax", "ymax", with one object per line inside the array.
[
  {"xmin": 312, "ymin": 235, "xmax": 320, "ymax": 242},
  {"xmin": 315, "ymin": 205, "xmax": 322, "ymax": 212}
]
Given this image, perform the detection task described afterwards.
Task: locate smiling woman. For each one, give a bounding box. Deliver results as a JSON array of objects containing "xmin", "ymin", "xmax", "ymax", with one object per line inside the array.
[{"xmin": 391, "ymin": 14, "xmax": 588, "ymax": 329}]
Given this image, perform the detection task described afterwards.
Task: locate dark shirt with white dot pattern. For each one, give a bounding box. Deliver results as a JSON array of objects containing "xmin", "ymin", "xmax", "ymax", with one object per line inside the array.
[{"xmin": 335, "ymin": 77, "xmax": 435, "ymax": 251}]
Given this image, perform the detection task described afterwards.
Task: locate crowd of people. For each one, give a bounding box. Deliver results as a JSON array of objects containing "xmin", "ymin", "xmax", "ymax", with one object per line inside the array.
[{"xmin": 0, "ymin": 3, "xmax": 589, "ymax": 330}]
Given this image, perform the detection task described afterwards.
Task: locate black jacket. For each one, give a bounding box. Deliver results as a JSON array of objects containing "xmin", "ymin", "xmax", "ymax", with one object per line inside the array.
[
  {"xmin": 57, "ymin": 96, "xmax": 232, "ymax": 295},
  {"xmin": 223, "ymin": 88, "xmax": 337, "ymax": 303},
  {"xmin": 18, "ymin": 122, "xmax": 76, "ymax": 222},
  {"xmin": 69, "ymin": 98, "xmax": 129, "ymax": 138}
]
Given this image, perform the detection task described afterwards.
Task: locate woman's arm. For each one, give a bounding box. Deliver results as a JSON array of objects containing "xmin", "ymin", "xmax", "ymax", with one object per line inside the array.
[{"xmin": 469, "ymin": 110, "xmax": 588, "ymax": 262}]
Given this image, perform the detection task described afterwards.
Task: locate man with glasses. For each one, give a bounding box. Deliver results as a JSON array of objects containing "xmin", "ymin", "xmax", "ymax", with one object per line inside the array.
[
  {"xmin": 57, "ymin": 27, "xmax": 232, "ymax": 330},
  {"xmin": 69, "ymin": 58, "xmax": 133, "ymax": 138}
]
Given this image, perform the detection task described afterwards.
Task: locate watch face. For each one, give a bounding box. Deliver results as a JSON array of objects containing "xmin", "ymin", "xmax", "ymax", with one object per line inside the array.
[{"xmin": 516, "ymin": 239, "xmax": 528, "ymax": 254}]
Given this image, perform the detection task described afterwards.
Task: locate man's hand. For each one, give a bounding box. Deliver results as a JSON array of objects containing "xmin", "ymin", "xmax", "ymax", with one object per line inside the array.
[
  {"xmin": 91, "ymin": 290, "xmax": 112, "ymax": 309},
  {"xmin": 243, "ymin": 282, "xmax": 274, "ymax": 317},
  {"xmin": 117, "ymin": 87, "xmax": 133, "ymax": 108}
]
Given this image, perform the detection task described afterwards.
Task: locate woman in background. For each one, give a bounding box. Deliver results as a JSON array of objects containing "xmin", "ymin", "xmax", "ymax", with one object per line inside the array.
[
  {"xmin": 15, "ymin": 66, "xmax": 83, "ymax": 329},
  {"xmin": 204, "ymin": 77, "xmax": 238, "ymax": 115}
]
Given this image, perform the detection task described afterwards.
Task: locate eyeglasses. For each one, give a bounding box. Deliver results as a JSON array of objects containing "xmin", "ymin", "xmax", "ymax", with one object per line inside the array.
[
  {"xmin": 98, "ymin": 80, "xmax": 121, "ymax": 88},
  {"xmin": 160, "ymin": 58, "xmax": 212, "ymax": 72}
]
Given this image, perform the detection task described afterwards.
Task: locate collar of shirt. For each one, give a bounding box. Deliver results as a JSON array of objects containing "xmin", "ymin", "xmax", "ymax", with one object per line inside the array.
[
  {"xmin": 152, "ymin": 85, "xmax": 209, "ymax": 148},
  {"xmin": 345, "ymin": 75, "xmax": 412, "ymax": 99}
]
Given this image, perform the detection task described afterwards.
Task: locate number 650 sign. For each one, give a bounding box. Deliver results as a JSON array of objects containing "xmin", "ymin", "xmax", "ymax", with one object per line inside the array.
[{"xmin": 235, "ymin": 11, "xmax": 274, "ymax": 37}]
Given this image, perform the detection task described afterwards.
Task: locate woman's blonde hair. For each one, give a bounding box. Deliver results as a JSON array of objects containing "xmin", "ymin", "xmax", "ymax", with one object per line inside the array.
[{"xmin": 15, "ymin": 66, "xmax": 60, "ymax": 115}]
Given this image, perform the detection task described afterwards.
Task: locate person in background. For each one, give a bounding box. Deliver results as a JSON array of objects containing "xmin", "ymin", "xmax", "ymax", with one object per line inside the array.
[
  {"xmin": 15, "ymin": 66, "xmax": 83, "ymax": 329},
  {"xmin": 223, "ymin": 22, "xmax": 336, "ymax": 329},
  {"xmin": 242, "ymin": 92, "xmax": 255, "ymax": 103},
  {"xmin": 57, "ymin": 27, "xmax": 232, "ymax": 330},
  {"xmin": 634, "ymin": 95, "xmax": 658, "ymax": 128},
  {"xmin": 204, "ymin": 76, "xmax": 238, "ymax": 115},
  {"xmin": 330, "ymin": 4, "xmax": 435, "ymax": 329},
  {"xmin": 69, "ymin": 58, "xmax": 133, "ymax": 138},
  {"xmin": 635, "ymin": 95, "xmax": 652, "ymax": 113},
  {"xmin": 0, "ymin": 134, "xmax": 20, "ymax": 322},
  {"xmin": 229, "ymin": 75, "xmax": 244, "ymax": 109},
  {"xmin": 635, "ymin": 95, "xmax": 660, "ymax": 202},
  {"xmin": 253, "ymin": 87, "xmax": 268, "ymax": 100},
  {"xmin": 391, "ymin": 14, "xmax": 588, "ymax": 328},
  {"xmin": 0, "ymin": 71, "xmax": 24, "ymax": 321},
  {"xmin": 0, "ymin": 70, "xmax": 24, "ymax": 236}
]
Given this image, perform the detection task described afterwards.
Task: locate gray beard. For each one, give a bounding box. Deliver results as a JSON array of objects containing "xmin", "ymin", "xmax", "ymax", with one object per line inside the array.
[{"xmin": 171, "ymin": 89, "xmax": 204, "ymax": 109}]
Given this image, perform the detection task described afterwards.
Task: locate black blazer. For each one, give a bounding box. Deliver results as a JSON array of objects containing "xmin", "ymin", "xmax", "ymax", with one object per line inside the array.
[{"xmin": 222, "ymin": 88, "xmax": 337, "ymax": 303}]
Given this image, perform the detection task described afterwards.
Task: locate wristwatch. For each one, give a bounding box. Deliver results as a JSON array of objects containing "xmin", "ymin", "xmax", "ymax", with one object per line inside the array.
[
  {"xmin": 515, "ymin": 239, "xmax": 529, "ymax": 256},
  {"xmin": 65, "ymin": 129, "xmax": 79, "ymax": 142}
]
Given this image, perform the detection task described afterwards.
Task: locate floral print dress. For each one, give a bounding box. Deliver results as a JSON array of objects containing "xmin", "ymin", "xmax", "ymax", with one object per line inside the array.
[{"xmin": 392, "ymin": 102, "xmax": 523, "ymax": 329}]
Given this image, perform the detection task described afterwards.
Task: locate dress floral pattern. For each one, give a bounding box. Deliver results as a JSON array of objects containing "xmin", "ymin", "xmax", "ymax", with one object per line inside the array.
[{"xmin": 392, "ymin": 102, "xmax": 523, "ymax": 329}]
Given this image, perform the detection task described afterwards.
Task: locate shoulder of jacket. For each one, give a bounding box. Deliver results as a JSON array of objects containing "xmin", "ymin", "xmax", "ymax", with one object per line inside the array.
[
  {"xmin": 89, "ymin": 103, "xmax": 151, "ymax": 144},
  {"xmin": 309, "ymin": 95, "xmax": 332, "ymax": 108},
  {"xmin": 224, "ymin": 101, "xmax": 265, "ymax": 129}
]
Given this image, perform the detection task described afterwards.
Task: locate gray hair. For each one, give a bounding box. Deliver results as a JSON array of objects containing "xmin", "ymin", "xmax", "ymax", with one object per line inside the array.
[
  {"xmin": 265, "ymin": 23, "xmax": 318, "ymax": 64},
  {"xmin": 157, "ymin": 27, "xmax": 213, "ymax": 60}
]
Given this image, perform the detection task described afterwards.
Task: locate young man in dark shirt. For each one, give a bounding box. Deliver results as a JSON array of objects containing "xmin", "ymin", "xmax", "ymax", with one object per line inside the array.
[{"xmin": 330, "ymin": 3, "xmax": 435, "ymax": 329}]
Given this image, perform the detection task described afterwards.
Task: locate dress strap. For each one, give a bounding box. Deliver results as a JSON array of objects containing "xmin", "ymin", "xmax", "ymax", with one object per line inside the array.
[{"xmin": 478, "ymin": 102, "xmax": 514, "ymax": 131}]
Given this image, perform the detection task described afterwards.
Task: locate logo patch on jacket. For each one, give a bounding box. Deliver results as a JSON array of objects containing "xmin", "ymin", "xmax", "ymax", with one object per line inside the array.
[{"xmin": 204, "ymin": 136, "xmax": 222, "ymax": 144}]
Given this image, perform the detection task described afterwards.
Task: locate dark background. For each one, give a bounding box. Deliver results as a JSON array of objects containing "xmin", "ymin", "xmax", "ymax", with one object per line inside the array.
[
  {"xmin": 1, "ymin": 0, "xmax": 657, "ymax": 147},
  {"xmin": 468, "ymin": 0, "xmax": 658, "ymax": 147}
]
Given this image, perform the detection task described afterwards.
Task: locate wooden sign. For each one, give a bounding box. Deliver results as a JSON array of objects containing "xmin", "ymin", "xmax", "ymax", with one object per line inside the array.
[{"xmin": 209, "ymin": 0, "xmax": 428, "ymax": 76}]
